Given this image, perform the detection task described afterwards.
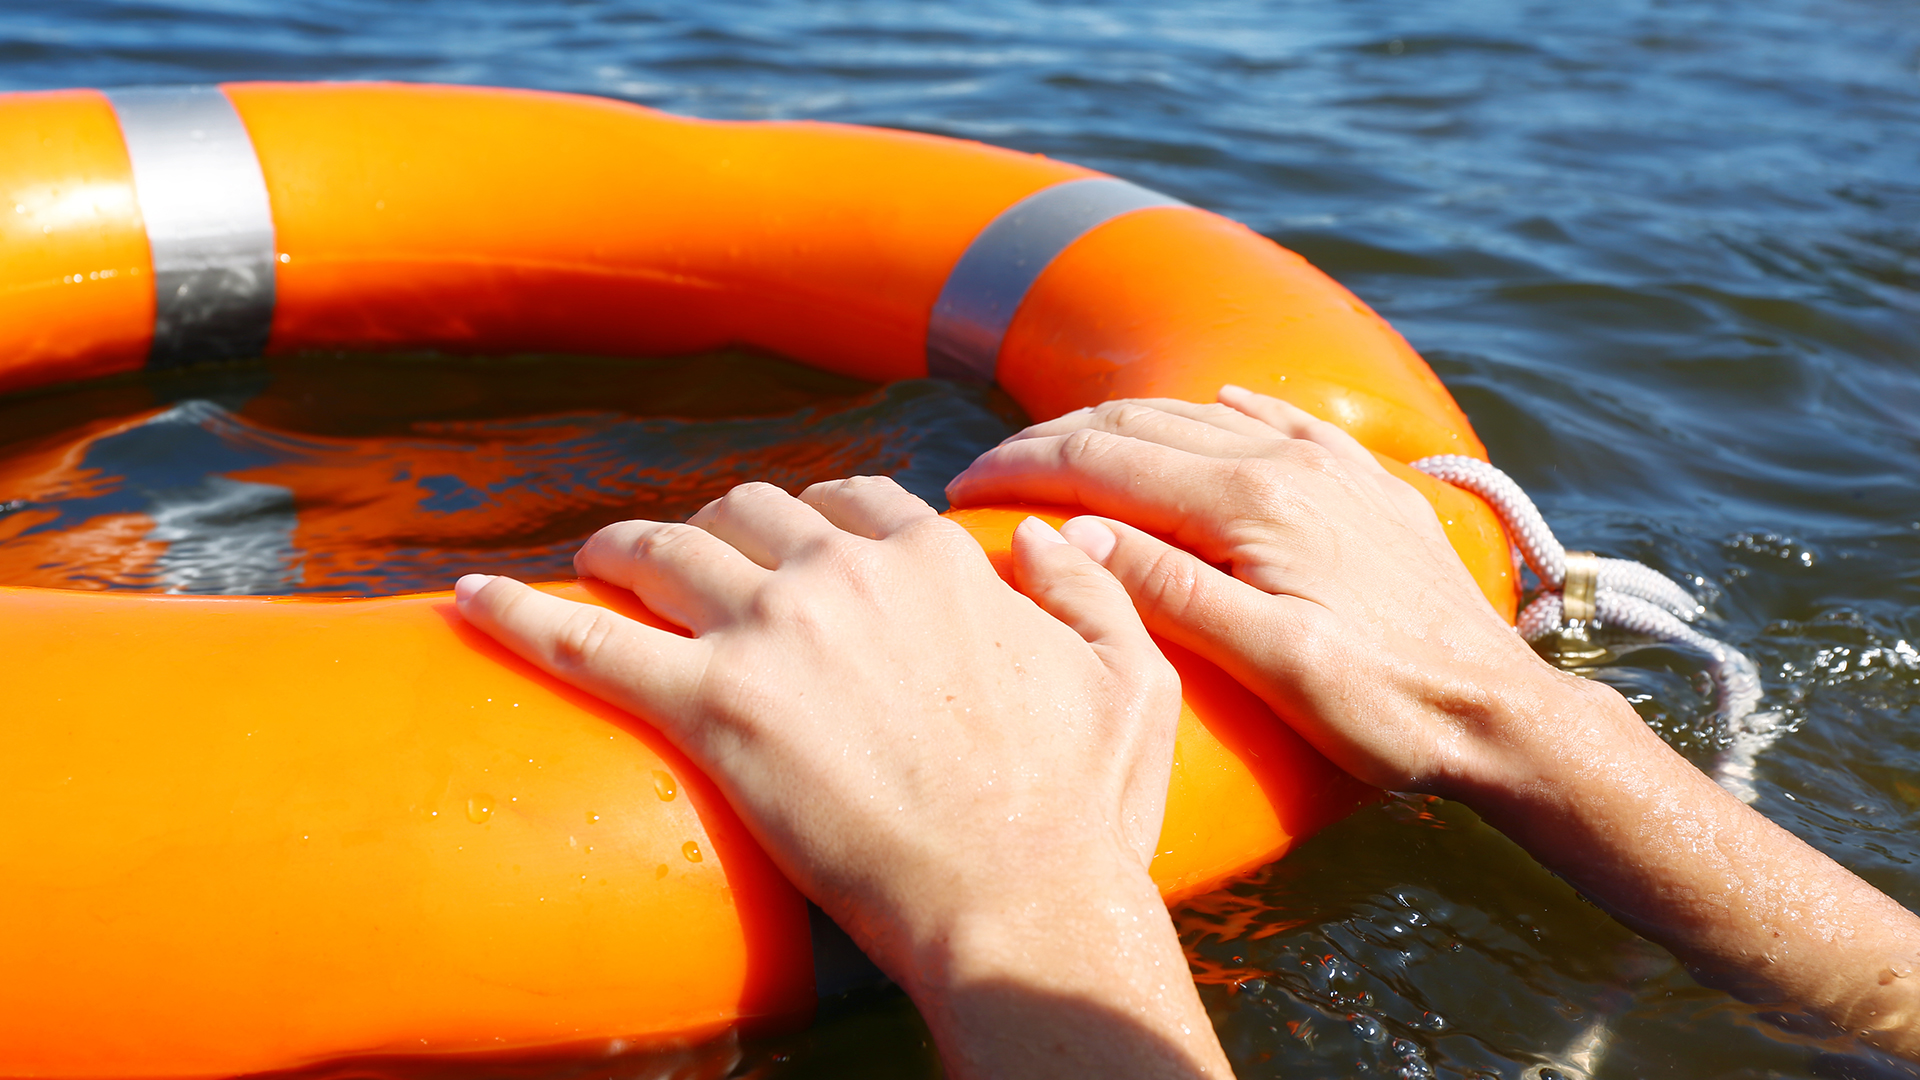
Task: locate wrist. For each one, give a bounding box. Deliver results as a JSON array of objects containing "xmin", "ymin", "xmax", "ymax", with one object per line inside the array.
[
  {"xmin": 894, "ymin": 845, "xmax": 1165, "ymax": 1004},
  {"xmin": 1423, "ymin": 661, "xmax": 1746, "ymax": 920},
  {"xmin": 1422, "ymin": 659, "xmax": 1660, "ymax": 813},
  {"xmin": 892, "ymin": 854, "xmax": 1231, "ymax": 1079}
]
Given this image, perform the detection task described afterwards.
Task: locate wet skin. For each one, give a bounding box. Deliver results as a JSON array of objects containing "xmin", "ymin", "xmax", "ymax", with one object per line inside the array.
[{"xmin": 457, "ymin": 386, "xmax": 1920, "ymax": 1074}]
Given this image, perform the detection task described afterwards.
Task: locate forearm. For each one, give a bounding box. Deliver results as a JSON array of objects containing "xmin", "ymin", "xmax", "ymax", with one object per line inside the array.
[
  {"xmin": 945, "ymin": 387, "xmax": 1920, "ymax": 1059},
  {"xmin": 1449, "ymin": 670, "xmax": 1920, "ymax": 1054},
  {"xmin": 896, "ymin": 861, "xmax": 1233, "ymax": 1080}
]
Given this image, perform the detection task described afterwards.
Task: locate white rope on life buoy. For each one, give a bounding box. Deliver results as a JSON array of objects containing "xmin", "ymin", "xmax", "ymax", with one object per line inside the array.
[{"xmin": 1411, "ymin": 454, "xmax": 1780, "ymax": 803}]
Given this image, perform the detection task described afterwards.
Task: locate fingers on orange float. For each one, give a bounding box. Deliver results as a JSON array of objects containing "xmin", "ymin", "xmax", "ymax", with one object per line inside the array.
[
  {"xmin": 687, "ymin": 482, "xmax": 839, "ymax": 570},
  {"xmin": 1000, "ymin": 399, "xmax": 1270, "ymax": 457},
  {"xmin": 948, "ymin": 429, "xmax": 1249, "ymax": 552},
  {"xmin": 1217, "ymin": 384, "xmax": 1386, "ymax": 477},
  {"xmin": 575, "ymin": 520, "xmax": 764, "ymax": 631},
  {"xmin": 1215, "ymin": 387, "xmax": 1437, "ymax": 522},
  {"xmin": 453, "ymin": 574, "xmax": 706, "ymax": 723},
  {"xmin": 1129, "ymin": 398, "xmax": 1288, "ymax": 440},
  {"xmin": 1007, "ymin": 516, "xmax": 1156, "ymax": 658},
  {"xmin": 1060, "ymin": 517, "xmax": 1300, "ymax": 681},
  {"xmin": 1057, "ymin": 516, "xmax": 1118, "ymax": 562},
  {"xmin": 799, "ymin": 475, "xmax": 937, "ymax": 540}
]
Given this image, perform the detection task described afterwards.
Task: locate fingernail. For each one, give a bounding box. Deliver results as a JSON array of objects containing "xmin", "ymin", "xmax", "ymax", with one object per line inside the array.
[
  {"xmin": 1018, "ymin": 515, "xmax": 1070, "ymax": 544},
  {"xmin": 454, "ymin": 574, "xmax": 496, "ymax": 604},
  {"xmin": 1218, "ymin": 383, "xmax": 1250, "ymax": 401},
  {"xmin": 1059, "ymin": 517, "xmax": 1117, "ymax": 562}
]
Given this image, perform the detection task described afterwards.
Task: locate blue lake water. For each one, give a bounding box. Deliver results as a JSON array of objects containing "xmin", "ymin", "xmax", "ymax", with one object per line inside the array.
[{"xmin": 2, "ymin": 2, "xmax": 1918, "ymax": 1077}]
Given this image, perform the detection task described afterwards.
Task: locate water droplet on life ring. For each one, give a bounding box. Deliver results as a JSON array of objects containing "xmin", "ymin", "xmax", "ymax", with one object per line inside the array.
[
  {"xmin": 653, "ymin": 771, "xmax": 678, "ymax": 801},
  {"xmin": 682, "ymin": 841, "xmax": 702, "ymax": 863},
  {"xmin": 466, "ymin": 796, "xmax": 493, "ymax": 824}
]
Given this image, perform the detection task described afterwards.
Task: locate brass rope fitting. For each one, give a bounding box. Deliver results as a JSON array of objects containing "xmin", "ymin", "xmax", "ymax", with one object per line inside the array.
[{"xmin": 1561, "ymin": 550, "xmax": 1600, "ymax": 624}]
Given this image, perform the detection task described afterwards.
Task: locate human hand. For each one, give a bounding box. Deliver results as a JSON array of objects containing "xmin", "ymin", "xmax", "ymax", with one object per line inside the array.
[
  {"xmin": 454, "ymin": 477, "xmax": 1232, "ymax": 1078},
  {"xmin": 951, "ymin": 388, "xmax": 1920, "ymax": 1060},
  {"xmin": 945, "ymin": 385, "xmax": 1601, "ymax": 800}
]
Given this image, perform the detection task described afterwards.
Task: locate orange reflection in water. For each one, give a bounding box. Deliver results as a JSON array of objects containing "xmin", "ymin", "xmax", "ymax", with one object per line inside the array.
[
  {"xmin": 0, "ymin": 407, "xmax": 175, "ymax": 589},
  {"xmin": 0, "ymin": 350, "xmax": 1024, "ymax": 596},
  {"xmin": 0, "ymin": 510, "xmax": 166, "ymax": 590},
  {"xmin": 228, "ymin": 419, "xmax": 895, "ymax": 594}
]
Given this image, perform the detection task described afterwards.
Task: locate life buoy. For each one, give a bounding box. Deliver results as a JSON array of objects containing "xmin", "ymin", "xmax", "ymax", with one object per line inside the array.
[{"xmin": 0, "ymin": 82, "xmax": 1517, "ymax": 1076}]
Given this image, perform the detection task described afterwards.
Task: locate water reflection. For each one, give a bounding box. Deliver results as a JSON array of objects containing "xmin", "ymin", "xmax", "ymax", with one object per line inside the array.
[{"xmin": 0, "ymin": 351, "xmax": 1024, "ymax": 596}]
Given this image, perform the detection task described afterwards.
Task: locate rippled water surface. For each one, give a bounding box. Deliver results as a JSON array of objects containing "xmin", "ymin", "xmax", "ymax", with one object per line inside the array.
[
  {"xmin": 3, "ymin": 2, "xmax": 1918, "ymax": 1077},
  {"xmin": 0, "ymin": 352, "xmax": 1020, "ymax": 592}
]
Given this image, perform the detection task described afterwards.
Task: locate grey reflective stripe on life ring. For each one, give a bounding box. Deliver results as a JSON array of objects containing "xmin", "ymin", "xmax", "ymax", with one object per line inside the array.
[
  {"xmin": 925, "ymin": 177, "xmax": 1186, "ymax": 384},
  {"xmin": 106, "ymin": 86, "xmax": 277, "ymax": 368}
]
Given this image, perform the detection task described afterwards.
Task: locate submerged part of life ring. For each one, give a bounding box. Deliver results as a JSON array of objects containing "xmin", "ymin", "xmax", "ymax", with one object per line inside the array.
[{"xmin": 0, "ymin": 82, "xmax": 1517, "ymax": 1076}]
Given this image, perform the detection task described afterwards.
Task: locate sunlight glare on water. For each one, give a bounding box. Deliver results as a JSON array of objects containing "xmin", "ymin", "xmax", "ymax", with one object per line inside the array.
[{"xmin": 2, "ymin": 1, "xmax": 1918, "ymax": 1077}]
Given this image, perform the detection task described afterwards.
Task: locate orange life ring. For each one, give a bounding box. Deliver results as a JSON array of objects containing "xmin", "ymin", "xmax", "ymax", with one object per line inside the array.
[{"xmin": 0, "ymin": 82, "xmax": 1517, "ymax": 1076}]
